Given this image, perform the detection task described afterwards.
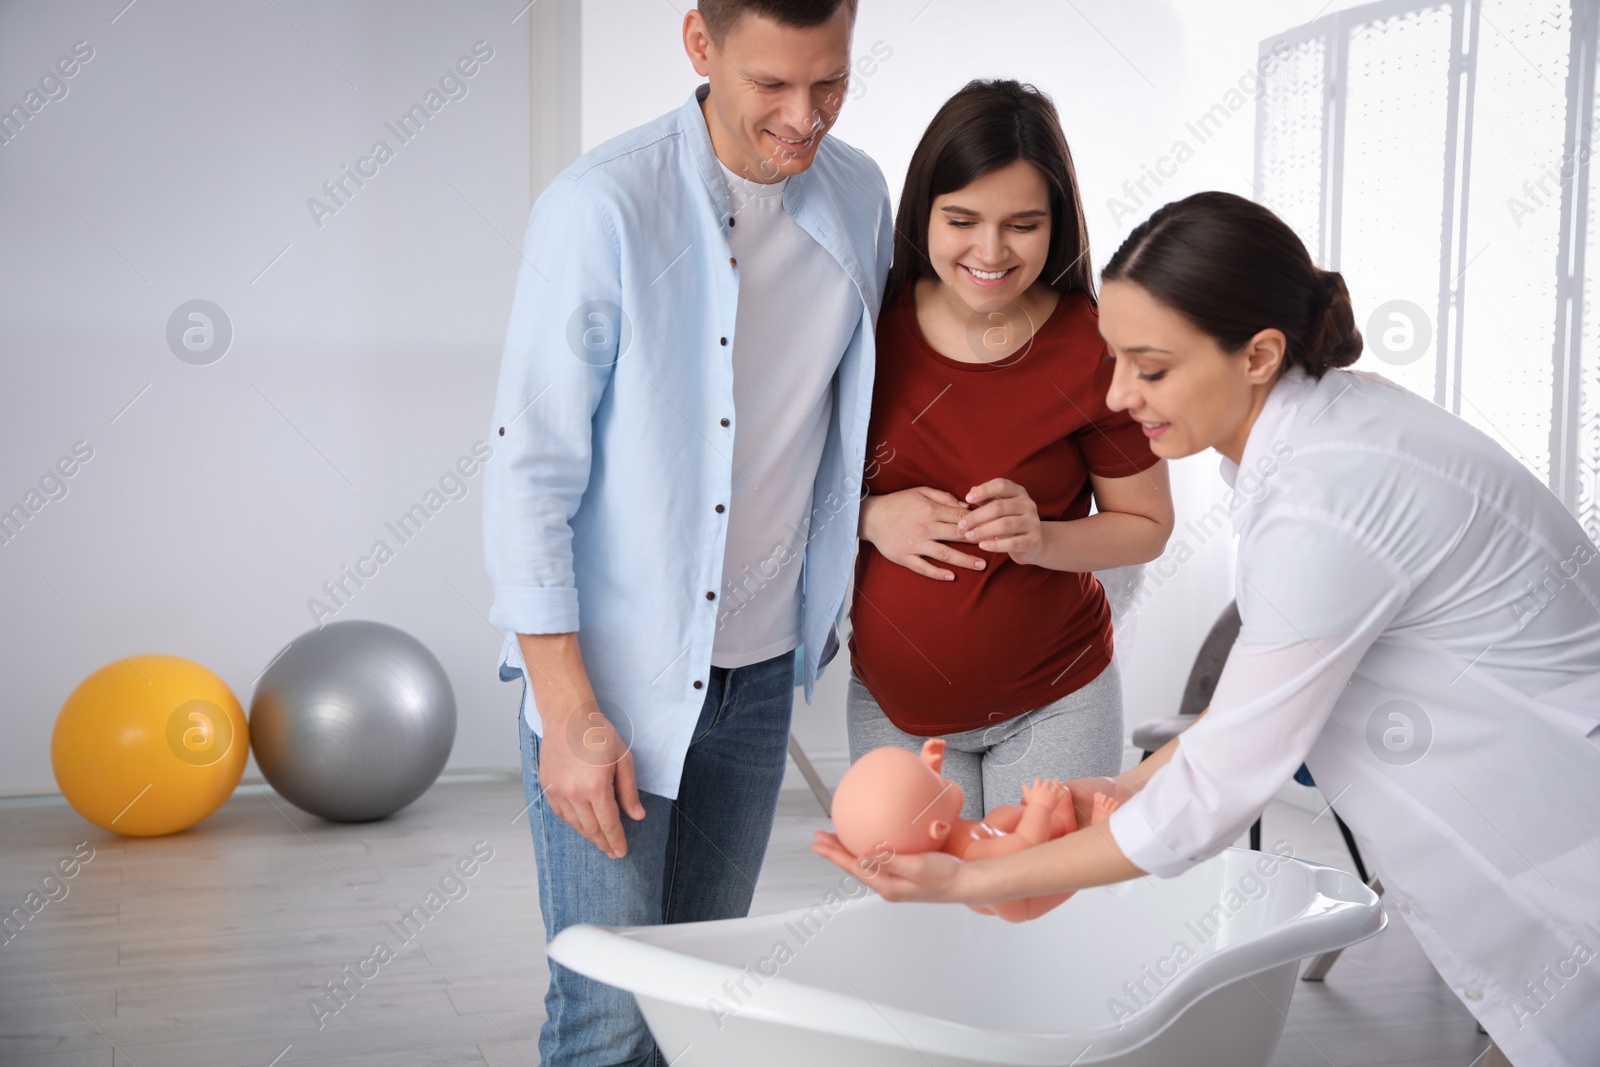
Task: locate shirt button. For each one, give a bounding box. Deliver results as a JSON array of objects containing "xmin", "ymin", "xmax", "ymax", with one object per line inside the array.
[
  {"xmin": 1464, "ymin": 987, "xmax": 1483, "ymax": 1002},
  {"xmin": 693, "ymin": 680, "xmax": 703, "ymax": 689},
  {"xmin": 728, "ymin": 217, "xmax": 736, "ymax": 227},
  {"xmin": 720, "ymin": 417, "xmax": 730, "ymax": 427},
  {"xmin": 715, "ymin": 504, "xmax": 725, "ymax": 513},
  {"xmin": 706, "ymin": 591, "xmax": 716, "ymax": 600},
  {"xmin": 729, "ymin": 256, "xmax": 737, "ymax": 267},
  {"xmin": 719, "ymin": 337, "xmax": 728, "ymax": 346},
  {"xmin": 497, "ymin": 427, "xmax": 505, "ymax": 436}
]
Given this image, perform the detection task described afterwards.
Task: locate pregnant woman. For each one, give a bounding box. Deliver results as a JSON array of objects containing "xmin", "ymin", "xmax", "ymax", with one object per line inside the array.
[{"xmin": 847, "ymin": 79, "xmax": 1174, "ymax": 819}]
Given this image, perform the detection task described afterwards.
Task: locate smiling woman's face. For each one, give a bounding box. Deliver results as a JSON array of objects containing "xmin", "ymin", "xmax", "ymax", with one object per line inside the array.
[
  {"xmin": 925, "ymin": 159, "xmax": 1053, "ymax": 315},
  {"xmin": 1099, "ymin": 278, "xmax": 1284, "ymax": 462}
]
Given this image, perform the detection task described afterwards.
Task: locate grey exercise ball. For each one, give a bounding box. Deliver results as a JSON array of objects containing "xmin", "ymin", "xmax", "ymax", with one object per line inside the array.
[{"xmin": 249, "ymin": 620, "xmax": 456, "ymax": 822}]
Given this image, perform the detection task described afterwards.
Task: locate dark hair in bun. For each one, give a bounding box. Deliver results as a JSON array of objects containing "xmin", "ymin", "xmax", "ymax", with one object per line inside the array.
[{"xmin": 1102, "ymin": 191, "xmax": 1363, "ymax": 378}]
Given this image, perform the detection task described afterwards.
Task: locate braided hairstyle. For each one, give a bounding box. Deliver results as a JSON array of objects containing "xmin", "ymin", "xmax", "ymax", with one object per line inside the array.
[{"xmin": 1102, "ymin": 191, "xmax": 1362, "ymax": 377}]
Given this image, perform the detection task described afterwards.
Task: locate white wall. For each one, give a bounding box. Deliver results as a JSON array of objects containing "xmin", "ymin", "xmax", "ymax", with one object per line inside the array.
[
  {"xmin": 0, "ymin": 0, "xmax": 1376, "ymax": 798},
  {"xmin": 0, "ymin": 0, "xmax": 535, "ymax": 794}
]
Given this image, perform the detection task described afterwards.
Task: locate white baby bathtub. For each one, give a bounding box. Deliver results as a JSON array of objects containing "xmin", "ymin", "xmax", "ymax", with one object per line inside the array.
[{"xmin": 548, "ymin": 847, "xmax": 1384, "ymax": 1066}]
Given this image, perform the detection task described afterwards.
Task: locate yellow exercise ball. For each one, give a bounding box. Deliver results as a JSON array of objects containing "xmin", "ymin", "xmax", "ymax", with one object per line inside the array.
[{"xmin": 51, "ymin": 655, "xmax": 248, "ymax": 837}]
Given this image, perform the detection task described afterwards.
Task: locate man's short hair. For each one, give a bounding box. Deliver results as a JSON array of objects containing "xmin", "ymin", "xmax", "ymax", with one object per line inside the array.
[{"xmin": 697, "ymin": 0, "xmax": 857, "ymax": 45}]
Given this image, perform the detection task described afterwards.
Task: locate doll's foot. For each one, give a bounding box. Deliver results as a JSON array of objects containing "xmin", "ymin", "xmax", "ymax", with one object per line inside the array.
[{"xmin": 1090, "ymin": 791, "xmax": 1122, "ymax": 824}]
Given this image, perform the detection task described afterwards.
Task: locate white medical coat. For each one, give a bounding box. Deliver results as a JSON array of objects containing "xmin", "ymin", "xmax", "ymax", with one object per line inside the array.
[{"xmin": 1109, "ymin": 365, "xmax": 1600, "ymax": 1066}]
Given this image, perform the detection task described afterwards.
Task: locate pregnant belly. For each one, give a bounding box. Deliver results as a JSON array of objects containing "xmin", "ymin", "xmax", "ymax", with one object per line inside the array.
[{"xmin": 849, "ymin": 548, "xmax": 1108, "ymax": 728}]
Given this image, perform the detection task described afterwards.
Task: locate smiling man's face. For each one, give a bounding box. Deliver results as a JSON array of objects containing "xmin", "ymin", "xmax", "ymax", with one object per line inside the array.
[{"xmin": 684, "ymin": 5, "xmax": 854, "ymax": 183}]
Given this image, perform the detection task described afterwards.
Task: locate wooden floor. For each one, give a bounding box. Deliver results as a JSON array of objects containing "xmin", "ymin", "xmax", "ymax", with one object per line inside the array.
[{"xmin": 0, "ymin": 777, "xmax": 1492, "ymax": 1067}]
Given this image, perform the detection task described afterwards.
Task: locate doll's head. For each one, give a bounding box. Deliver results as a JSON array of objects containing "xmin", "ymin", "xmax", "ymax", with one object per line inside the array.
[{"xmin": 831, "ymin": 746, "xmax": 965, "ymax": 857}]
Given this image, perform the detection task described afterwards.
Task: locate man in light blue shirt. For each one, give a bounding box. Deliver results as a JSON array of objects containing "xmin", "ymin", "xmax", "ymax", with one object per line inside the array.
[{"xmin": 482, "ymin": 1, "xmax": 890, "ymax": 1062}]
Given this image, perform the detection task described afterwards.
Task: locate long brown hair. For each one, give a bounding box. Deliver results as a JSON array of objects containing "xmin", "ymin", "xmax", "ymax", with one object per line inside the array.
[
  {"xmin": 885, "ymin": 79, "xmax": 1095, "ymax": 309},
  {"xmin": 1103, "ymin": 192, "xmax": 1362, "ymax": 378}
]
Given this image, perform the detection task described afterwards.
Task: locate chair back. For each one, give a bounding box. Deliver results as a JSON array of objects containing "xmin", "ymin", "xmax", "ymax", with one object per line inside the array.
[{"xmin": 1177, "ymin": 601, "xmax": 1241, "ymax": 717}]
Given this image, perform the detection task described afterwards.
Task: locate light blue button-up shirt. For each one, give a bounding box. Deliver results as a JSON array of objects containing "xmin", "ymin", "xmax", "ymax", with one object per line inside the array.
[{"xmin": 483, "ymin": 84, "xmax": 892, "ymax": 800}]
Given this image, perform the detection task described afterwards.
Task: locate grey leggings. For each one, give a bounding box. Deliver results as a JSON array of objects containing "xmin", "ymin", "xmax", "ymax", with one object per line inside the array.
[{"xmin": 846, "ymin": 661, "xmax": 1125, "ymax": 821}]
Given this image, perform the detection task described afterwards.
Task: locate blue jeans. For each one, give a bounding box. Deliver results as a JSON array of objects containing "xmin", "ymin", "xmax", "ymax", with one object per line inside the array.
[{"xmin": 518, "ymin": 649, "xmax": 796, "ymax": 1067}]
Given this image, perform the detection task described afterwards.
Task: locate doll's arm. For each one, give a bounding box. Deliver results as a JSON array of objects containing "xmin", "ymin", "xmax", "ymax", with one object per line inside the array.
[
  {"xmin": 966, "ymin": 780, "xmax": 1064, "ymax": 860},
  {"xmin": 982, "ymin": 782, "xmax": 1079, "ymax": 840},
  {"xmin": 1011, "ymin": 778, "xmax": 1069, "ymax": 846},
  {"xmin": 982, "ymin": 804, "xmax": 1023, "ymax": 833},
  {"xmin": 1047, "ymin": 786, "xmax": 1078, "ymax": 838}
]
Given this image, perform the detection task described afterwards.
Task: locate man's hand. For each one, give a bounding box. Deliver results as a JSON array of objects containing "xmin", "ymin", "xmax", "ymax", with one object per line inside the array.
[
  {"xmin": 959, "ymin": 478, "xmax": 1044, "ymax": 565},
  {"xmin": 519, "ymin": 633, "xmax": 646, "ymax": 859},
  {"xmin": 860, "ymin": 487, "xmax": 986, "ymax": 580},
  {"xmin": 539, "ymin": 701, "xmax": 644, "ymax": 859}
]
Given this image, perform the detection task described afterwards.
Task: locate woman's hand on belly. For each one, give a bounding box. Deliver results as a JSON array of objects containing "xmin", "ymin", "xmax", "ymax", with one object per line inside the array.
[
  {"xmin": 860, "ymin": 487, "xmax": 988, "ymax": 580},
  {"xmin": 958, "ymin": 478, "xmax": 1044, "ymax": 565}
]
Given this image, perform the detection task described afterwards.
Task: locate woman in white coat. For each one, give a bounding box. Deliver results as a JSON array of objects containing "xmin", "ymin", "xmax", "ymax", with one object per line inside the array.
[{"xmin": 813, "ymin": 191, "xmax": 1600, "ymax": 1067}]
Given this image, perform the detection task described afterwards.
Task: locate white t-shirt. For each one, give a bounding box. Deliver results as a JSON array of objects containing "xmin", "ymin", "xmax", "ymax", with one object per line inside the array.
[
  {"xmin": 710, "ymin": 160, "xmax": 859, "ymax": 669},
  {"xmin": 1108, "ymin": 366, "xmax": 1600, "ymax": 1066}
]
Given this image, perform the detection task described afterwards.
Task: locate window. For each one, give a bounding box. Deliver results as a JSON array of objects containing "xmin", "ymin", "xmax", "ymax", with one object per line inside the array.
[{"xmin": 1256, "ymin": 0, "xmax": 1600, "ymax": 540}]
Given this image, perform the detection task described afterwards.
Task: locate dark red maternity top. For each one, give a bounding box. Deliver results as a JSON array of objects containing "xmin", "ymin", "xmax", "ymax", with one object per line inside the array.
[{"xmin": 847, "ymin": 288, "xmax": 1160, "ymax": 734}]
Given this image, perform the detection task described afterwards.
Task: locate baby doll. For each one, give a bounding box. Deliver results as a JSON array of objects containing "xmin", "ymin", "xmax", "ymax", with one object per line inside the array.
[{"xmin": 830, "ymin": 738, "xmax": 1121, "ymax": 922}]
